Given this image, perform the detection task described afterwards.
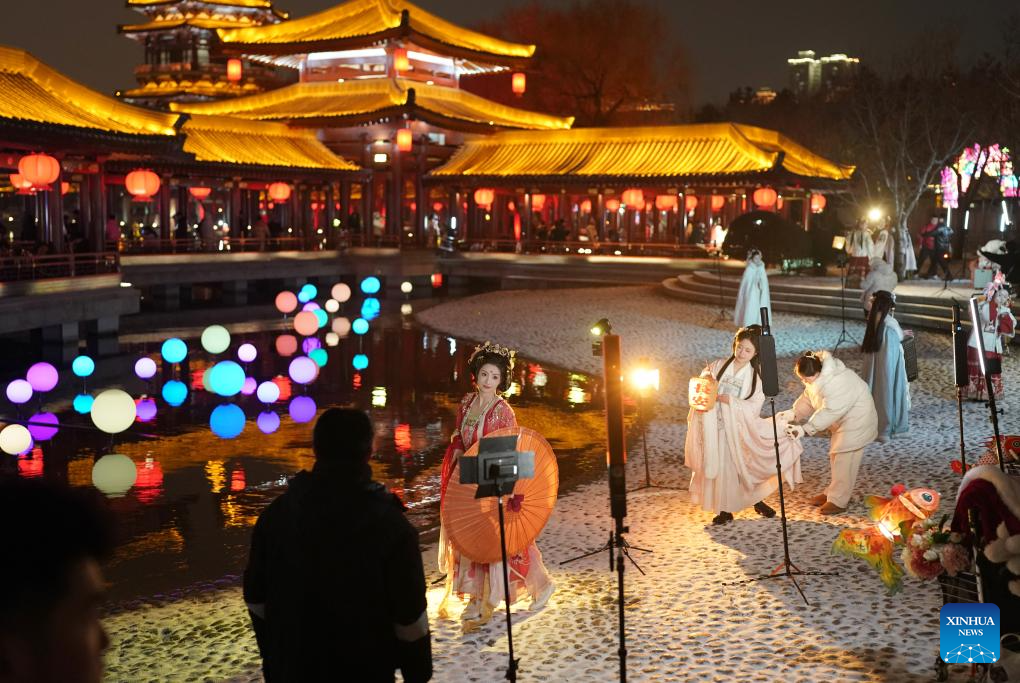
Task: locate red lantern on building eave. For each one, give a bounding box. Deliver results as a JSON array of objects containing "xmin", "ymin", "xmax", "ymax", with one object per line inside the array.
[
  {"xmin": 604, "ymin": 198, "xmax": 621, "ymax": 212},
  {"xmin": 621, "ymin": 188, "xmax": 643, "ymax": 207},
  {"xmin": 752, "ymin": 186, "xmax": 778, "ymax": 209},
  {"xmin": 268, "ymin": 182, "xmax": 291, "ymax": 202},
  {"xmin": 473, "ymin": 188, "xmax": 495, "ymax": 209},
  {"xmin": 189, "ymin": 186, "xmax": 212, "ymax": 200},
  {"xmin": 18, "ymin": 153, "xmax": 60, "ymax": 190},
  {"xmin": 396, "ymin": 127, "xmax": 413, "ymax": 153},
  {"xmin": 655, "ymin": 194, "xmax": 677, "ymax": 211},
  {"xmin": 684, "ymin": 195, "xmax": 698, "ymax": 212},
  {"xmin": 227, "ymin": 58, "xmax": 243, "ymax": 83},
  {"xmin": 530, "ymin": 193, "xmax": 546, "ymax": 212},
  {"xmin": 511, "ymin": 72, "xmax": 526, "ymax": 97},
  {"xmin": 810, "ymin": 194, "xmax": 827, "ymax": 213},
  {"xmin": 432, "ymin": 201, "xmax": 444, "ymax": 213},
  {"xmin": 9, "ymin": 173, "xmax": 34, "ymax": 194},
  {"xmin": 125, "ymin": 169, "xmax": 160, "ymax": 202},
  {"xmin": 392, "ymin": 47, "xmax": 409, "ymax": 74},
  {"xmin": 710, "ymin": 194, "xmax": 725, "ymax": 212},
  {"xmin": 580, "ymin": 198, "xmax": 592, "ymax": 214}
]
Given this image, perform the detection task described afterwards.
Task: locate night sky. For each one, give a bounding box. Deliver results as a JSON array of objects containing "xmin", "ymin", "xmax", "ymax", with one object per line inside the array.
[{"xmin": 0, "ymin": 0, "xmax": 1013, "ymax": 105}]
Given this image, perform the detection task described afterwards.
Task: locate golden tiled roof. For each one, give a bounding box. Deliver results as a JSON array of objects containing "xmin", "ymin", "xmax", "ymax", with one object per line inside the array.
[
  {"xmin": 128, "ymin": 0, "xmax": 276, "ymax": 8},
  {"xmin": 120, "ymin": 17, "xmax": 262, "ymax": 33},
  {"xmin": 0, "ymin": 47, "xmax": 178, "ymax": 136},
  {"xmin": 181, "ymin": 114, "xmax": 359, "ymax": 170},
  {"xmin": 124, "ymin": 79, "xmax": 262, "ymax": 99},
  {"xmin": 171, "ymin": 78, "xmax": 573, "ymax": 130},
  {"xmin": 431, "ymin": 123, "xmax": 854, "ymax": 181},
  {"xmin": 218, "ymin": 0, "xmax": 534, "ymax": 60}
]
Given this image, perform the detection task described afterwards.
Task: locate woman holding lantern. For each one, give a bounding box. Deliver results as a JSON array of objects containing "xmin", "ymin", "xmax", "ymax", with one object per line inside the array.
[{"xmin": 684, "ymin": 327, "xmax": 804, "ymax": 525}]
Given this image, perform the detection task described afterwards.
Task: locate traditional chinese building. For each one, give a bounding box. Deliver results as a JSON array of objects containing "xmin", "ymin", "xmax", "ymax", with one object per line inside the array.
[{"xmin": 118, "ymin": 0, "xmax": 295, "ymax": 107}]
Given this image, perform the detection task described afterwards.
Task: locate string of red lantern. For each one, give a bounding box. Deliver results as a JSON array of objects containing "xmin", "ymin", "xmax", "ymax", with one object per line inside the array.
[{"xmin": 125, "ymin": 169, "xmax": 160, "ymax": 202}]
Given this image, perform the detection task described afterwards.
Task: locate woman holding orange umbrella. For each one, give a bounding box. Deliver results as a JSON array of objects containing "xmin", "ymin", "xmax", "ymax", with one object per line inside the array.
[{"xmin": 438, "ymin": 342, "xmax": 555, "ymax": 631}]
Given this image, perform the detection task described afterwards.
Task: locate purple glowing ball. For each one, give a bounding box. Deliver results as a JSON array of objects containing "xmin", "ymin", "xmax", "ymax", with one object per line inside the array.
[
  {"xmin": 288, "ymin": 356, "xmax": 318, "ymax": 385},
  {"xmin": 27, "ymin": 412, "xmax": 59, "ymax": 441},
  {"xmin": 241, "ymin": 377, "xmax": 258, "ymax": 396},
  {"xmin": 237, "ymin": 343, "xmax": 258, "ymax": 363},
  {"xmin": 134, "ymin": 357, "xmax": 158, "ymax": 380},
  {"xmin": 289, "ymin": 396, "xmax": 317, "ymax": 423},
  {"xmin": 26, "ymin": 362, "xmax": 59, "ymax": 393},
  {"xmin": 6, "ymin": 379, "xmax": 33, "ymax": 405},
  {"xmin": 257, "ymin": 411, "xmax": 281, "ymax": 434},
  {"xmin": 301, "ymin": 337, "xmax": 322, "ymax": 354},
  {"xmin": 301, "ymin": 302, "xmax": 321, "ymax": 312},
  {"xmin": 135, "ymin": 399, "xmax": 158, "ymax": 423}
]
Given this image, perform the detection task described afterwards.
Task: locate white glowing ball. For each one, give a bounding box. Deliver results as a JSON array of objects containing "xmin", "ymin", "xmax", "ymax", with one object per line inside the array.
[
  {"xmin": 400, "ymin": 281, "xmax": 413, "ymax": 294},
  {"xmin": 201, "ymin": 325, "xmax": 231, "ymax": 354},
  {"xmin": 90, "ymin": 389, "xmax": 137, "ymax": 434},
  {"xmin": 401, "ymin": 303, "xmax": 413, "ymax": 316},
  {"xmin": 331, "ymin": 283, "xmax": 351, "ymax": 302},
  {"xmin": 91, "ymin": 454, "xmax": 137, "ymax": 498},
  {"xmin": 325, "ymin": 332, "xmax": 340, "ymax": 347},
  {"xmin": 0, "ymin": 424, "xmax": 32, "ymax": 455},
  {"xmin": 325, "ymin": 299, "xmax": 340, "ymax": 313},
  {"xmin": 332, "ymin": 317, "xmax": 351, "ymax": 336}
]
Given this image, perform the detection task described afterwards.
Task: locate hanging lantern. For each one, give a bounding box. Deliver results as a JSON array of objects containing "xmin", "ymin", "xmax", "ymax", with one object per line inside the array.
[
  {"xmin": 125, "ymin": 169, "xmax": 160, "ymax": 202},
  {"xmin": 18, "ymin": 153, "xmax": 60, "ymax": 190},
  {"xmin": 227, "ymin": 58, "xmax": 243, "ymax": 82},
  {"xmin": 432, "ymin": 201, "xmax": 444, "ymax": 212},
  {"xmin": 9, "ymin": 174, "xmax": 34, "ymax": 194},
  {"xmin": 688, "ymin": 376, "xmax": 719, "ymax": 412},
  {"xmin": 710, "ymin": 194, "xmax": 725, "ymax": 212},
  {"xmin": 60, "ymin": 181, "xmax": 71, "ymax": 195},
  {"xmin": 396, "ymin": 127, "xmax": 412, "ymax": 153},
  {"xmin": 655, "ymin": 195, "xmax": 677, "ymax": 211},
  {"xmin": 530, "ymin": 193, "xmax": 546, "ymax": 212},
  {"xmin": 189, "ymin": 186, "xmax": 212, "ymax": 200},
  {"xmin": 393, "ymin": 47, "xmax": 409, "ymax": 73},
  {"xmin": 473, "ymin": 188, "xmax": 495, "ymax": 209},
  {"xmin": 580, "ymin": 199, "xmax": 592, "ymax": 214},
  {"xmin": 810, "ymin": 193, "xmax": 827, "ymax": 213},
  {"xmin": 604, "ymin": 198, "xmax": 621, "ymax": 212},
  {"xmin": 621, "ymin": 188, "xmax": 644, "ymax": 207},
  {"xmin": 511, "ymin": 72, "xmax": 526, "ymax": 96},
  {"xmin": 507, "ymin": 200, "xmax": 516, "ymax": 212},
  {"xmin": 684, "ymin": 195, "xmax": 698, "ymax": 212},
  {"xmin": 268, "ymin": 182, "xmax": 291, "ymax": 202},
  {"xmin": 752, "ymin": 186, "xmax": 778, "ymax": 208},
  {"xmin": 431, "ymin": 273, "xmax": 443, "ymax": 288}
]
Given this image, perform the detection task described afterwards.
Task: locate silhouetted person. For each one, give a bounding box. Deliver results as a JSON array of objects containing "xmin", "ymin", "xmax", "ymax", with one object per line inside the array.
[
  {"xmin": 244, "ymin": 409, "xmax": 432, "ymax": 682},
  {"xmin": 981, "ymin": 240, "xmax": 1020, "ymax": 287},
  {"xmin": 0, "ymin": 479, "xmax": 114, "ymax": 683}
]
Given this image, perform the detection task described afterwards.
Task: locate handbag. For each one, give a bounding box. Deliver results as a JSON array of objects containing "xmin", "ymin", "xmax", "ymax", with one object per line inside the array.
[
  {"xmin": 901, "ymin": 335, "xmax": 918, "ymax": 382},
  {"xmin": 688, "ymin": 375, "xmax": 718, "ymax": 411}
]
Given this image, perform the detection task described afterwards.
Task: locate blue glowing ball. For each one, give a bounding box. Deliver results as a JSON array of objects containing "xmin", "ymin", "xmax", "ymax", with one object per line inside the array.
[
  {"xmin": 210, "ymin": 403, "xmax": 245, "ymax": 439},
  {"xmin": 360, "ymin": 297, "xmax": 380, "ymax": 321},
  {"xmin": 73, "ymin": 394, "xmax": 94, "ymax": 414},
  {"xmin": 207, "ymin": 361, "xmax": 246, "ymax": 397},
  {"xmin": 309, "ymin": 348, "xmax": 328, "ymax": 367},
  {"xmin": 313, "ymin": 309, "xmax": 329, "ymax": 328},
  {"xmin": 360, "ymin": 276, "xmax": 381, "ymax": 294},
  {"xmin": 161, "ymin": 380, "xmax": 188, "ymax": 407},
  {"xmin": 257, "ymin": 411, "xmax": 281, "ymax": 435},
  {"xmin": 297, "ymin": 283, "xmax": 318, "ymax": 303},
  {"xmin": 161, "ymin": 338, "xmax": 188, "ymax": 364},
  {"xmin": 353, "ymin": 353, "xmax": 369, "ymax": 370},
  {"xmin": 352, "ymin": 318, "xmax": 369, "ymax": 335},
  {"xmin": 289, "ymin": 396, "xmax": 317, "ymax": 424},
  {"xmin": 71, "ymin": 355, "xmax": 95, "ymax": 378}
]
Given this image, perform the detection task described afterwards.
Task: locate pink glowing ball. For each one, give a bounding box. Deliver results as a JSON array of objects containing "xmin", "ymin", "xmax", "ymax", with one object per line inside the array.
[
  {"xmin": 6, "ymin": 379, "xmax": 33, "ymax": 404},
  {"xmin": 237, "ymin": 343, "xmax": 258, "ymax": 363},
  {"xmin": 331, "ymin": 283, "xmax": 351, "ymax": 303},
  {"xmin": 275, "ymin": 291, "xmax": 298, "ymax": 314},
  {"xmin": 135, "ymin": 398, "xmax": 158, "ymax": 423},
  {"xmin": 26, "ymin": 362, "xmax": 59, "ymax": 392},
  {"xmin": 288, "ymin": 356, "xmax": 318, "ymax": 385},
  {"xmin": 275, "ymin": 334, "xmax": 298, "ymax": 357},
  {"xmin": 293, "ymin": 311, "xmax": 319, "ymax": 337},
  {"xmin": 302, "ymin": 302, "xmax": 321, "ymax": 312},
  {"xmin": 134, "ymin": 357, "xmax": 158, "ymax": 380},
  {"xmin": 241, "ymin": 377, "xmax": 258, "ymax": 396}
]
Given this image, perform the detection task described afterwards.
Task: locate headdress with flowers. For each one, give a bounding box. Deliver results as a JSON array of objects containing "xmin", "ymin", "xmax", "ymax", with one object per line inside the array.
[{"xmin": 469, "ymin": 341, "xmax": 516, "ymax": 373}]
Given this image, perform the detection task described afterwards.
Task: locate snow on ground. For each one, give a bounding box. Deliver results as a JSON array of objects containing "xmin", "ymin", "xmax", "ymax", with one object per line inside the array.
[{"xmin": 103, "ymin": 284, "xmax": 1020, "ymax": 682}]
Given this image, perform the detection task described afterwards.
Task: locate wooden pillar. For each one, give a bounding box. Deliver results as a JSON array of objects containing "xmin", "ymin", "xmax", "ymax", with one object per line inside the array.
[
  {"xmin": 93, "ymin": 167, "xmax": 108, "ymax": 250},
  {"xmin": 46, "ymin": 165, "xmax": 65, "ymax": 252},
  {"xmin": 158, "ymin": 175, "xmax": 172, "ymax": 239},
  {"xmin": 79, "ymin": 173, "xmax": 93, "ymax": 248},
  {"xmin": 325, "ymin": 182, "xmax": 336, "ymax": 238},
  {"xmin": 391, "ymin": 147, "xmax": 403, "ymax": 239},
  {"xmin": 230, "ymin": 179, "xmax": 242, "ymax": 236}
]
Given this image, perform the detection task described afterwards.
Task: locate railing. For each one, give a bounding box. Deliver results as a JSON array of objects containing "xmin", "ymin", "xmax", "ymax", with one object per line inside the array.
[
  {"xmin": 447, "ymin": 238, "xmax": 709, "ymax": 258},
  {"xmin": 0, "ymin": 252, "xmax": 119, "ymax": 282},
  {"xmin": 117, "ymin": 237, "xmax": 325, "ymax": 255}
]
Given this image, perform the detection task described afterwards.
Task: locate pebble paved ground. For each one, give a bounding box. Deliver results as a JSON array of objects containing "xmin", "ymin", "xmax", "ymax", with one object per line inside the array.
[{"xmin": 103, "ymin": 284, "xmax": 1020, "ymax": 682}]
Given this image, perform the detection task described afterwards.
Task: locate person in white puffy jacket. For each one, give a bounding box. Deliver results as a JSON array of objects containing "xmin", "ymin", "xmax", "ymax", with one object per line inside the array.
[
  {"xmin": 781, "ymin": 351, "xmax": 878, "ymax": 514},
  {"xmin": 859, "ymin": 257, "xmax": 897, "ymax": 316}
]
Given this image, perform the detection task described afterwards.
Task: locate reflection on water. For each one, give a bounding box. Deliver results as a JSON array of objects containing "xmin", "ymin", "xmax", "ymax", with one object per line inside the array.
[{"xmin": 1, "ymin": 305, "xmax": 609, "ymax": 604}]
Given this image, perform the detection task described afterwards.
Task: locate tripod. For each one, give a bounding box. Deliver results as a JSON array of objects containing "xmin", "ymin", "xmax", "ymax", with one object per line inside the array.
[
  {"xmin": 832, "ymin": 256, "xmax": 858, "ymax": 353},
  {"xmin": 630, "ymin": 392, "xmax": 681, "ymax": 492},
  {"xmin": 712, "ymin": 249, "xmax": 728, "ymax": 322},
  {"xmin": 931, "ymin": 255, "xmax": 967, "ymax": 299},
  {"xmin": 493, "ymin": 473, "xmax": 519, "ymax": 682}
]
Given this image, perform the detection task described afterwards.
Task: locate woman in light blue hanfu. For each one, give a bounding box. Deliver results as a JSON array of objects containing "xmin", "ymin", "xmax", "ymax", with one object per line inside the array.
[{"xmin": 861, "ymin": 290, "xmax": 911, "ymax": 441}]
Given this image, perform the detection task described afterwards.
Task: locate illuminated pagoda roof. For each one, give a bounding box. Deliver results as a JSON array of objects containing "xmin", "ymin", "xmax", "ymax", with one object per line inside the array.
[
  {"xmin": 125, "ymin": 0, "xmax": 287, "ymax": 14},
  {"xmin": 430, "ymin": 123, "xmax": 854, "ymax": 182},
  {"xmin": 217, "ymin": 0, "xmax": 534, "ymax": 72},
  {"xmin": 122, "ymin": 76, "xmax": 263, "ymax": 100},
  {"xmin": 171, "ymin": 78, "xmax": 573, "ymax": 132}
]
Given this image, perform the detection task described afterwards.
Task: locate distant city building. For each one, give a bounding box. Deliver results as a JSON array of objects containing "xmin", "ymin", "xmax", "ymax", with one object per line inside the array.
[
  {"xmin": 787, "ymin": 50, "xmax": 860, "ymax": 99},
  {"xmin": 752, "ymin": 87, "xmax": 777, "ymax": 105}
]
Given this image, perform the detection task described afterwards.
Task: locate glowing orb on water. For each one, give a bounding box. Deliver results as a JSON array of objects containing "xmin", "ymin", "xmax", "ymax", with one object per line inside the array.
[
  {"xmin": 275, "ymin": 334, "xmax": 298, "ymax": 357},
  {"xmin": 288, "ymin": 356, "xmax": 318, "ymax": 385},
  {"xmin": 314, "ymin": 309, "xmax": 329, "ymax": 328},
  {"xmin": 302, "ymin": 337, "xmax": 322, "ymax": 354},
  {"xmin": 92, "ymin": 454, "xmax": 137, "ymax": 498},
  {"xmin": 27, "ymin": 412, "xmax": 59, "ymax": 441},
  {"xmin": 360, "ymin": 298, "xmax": 380, "ymax": 321},
  {"xmin": 360, "ymin": 277, "xmax": 380, "ymax": 294},
  {"xmin": 161, "ymin": 380, "xmax": 187, "ymax": 407},
  {"xmin": 309, "ymin": 348, "xmax": 328, "ymax": 367},
  {"xmin": 72, "ymin": 355, "xmax": 95, "ymax": 378},
  {"xmin": 352, "ymin": 318, "xmax": 369, "ymax": 335},
  {"xmin": 257, "ymin": 411, "xmax": 280, "ymax": 434},
  {"xmin": 161, "ymin": 338, "xmax": 187, "ymax": 364},
  {"xmin": 27, "ymin": 362, "xmax": 59, "ymax": 392},
  {"xmin": 210, "ymin": 404, "xmax": 245, "ymax": 439},
  {"xmin": 275, "ymin": 291, "xmax": 298, "ymax": 314},
  {"xmin": 353, "ymin": 354, "xmax": 369, "ymax": 370},
  {"xmin": 325, "ymin": 333, "xmax": 339, "ymax": 347},
  {"xmin": 332, "ymin": 317, "xmax": 351, "ymax": 336},
  {"xmin": 0, "ymin": 424, "xmax": 33, "ymax": 455},
  {"xmin": 331, "ymin": 283, "xmax": 351, "ymax": 302},
  {"xmin": 201, "ymin": 325, "xmax": 231, "ymax": 354},
  {"xmin": 400, "ymin": 281, "xmax": 413, "ymax": 294},
  {"xmin": 134, "ymin": 357, "xmax": 157, "ymax": 380},
  {"xmin": 73, "ymin": 393, "xmax": 94, "ymax": 414},
  {"xmin": 325, "ymin": 299, "xmax": 340, "ymax": 313},
  {"xmin": 90, "ymin": 389, "xmax": 137, "ymax": 434},
  {"xmin": 6, "ymin": 379, "xmax": 33, "ymax": 405},
  {"xmin": 289, "ymin": 396, "xmax": 317, "ymax": 423},
  {"xmin": 135, "ymin": 399, "xmax": 157, "ymax": 423},
  {"xmin": 293, "ymin": 311, "xmax": 319, "ymax": 337},
  {"xmin": 241, "ymin": 377, "xmax": 258, "ymax": 396},
  {"xmin": 256, "ymin": 381, "xmax": 280, "ymax": 404},
  {"xmin": 237, "ymin": 343, "xmax": 258, "ymax": 363},
  {"xmin": 207, "ymin": 361, "xmax": 246, "ymax": 397}
]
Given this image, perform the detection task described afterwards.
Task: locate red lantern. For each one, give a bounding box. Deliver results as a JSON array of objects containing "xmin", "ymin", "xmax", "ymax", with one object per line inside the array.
[
  {"xmin": 621, "ymin": 188, "xmax": 644, "ymax": 207},
  {"xmin": 655, "ymin": 195, "xmax": 677, "ymax": 211},
  {"xmin": 530, "ymin": 193, "xmax": 546, "ymax": 212},
  {"xmin": 431, "ymin": 273, "xmax": 443, "ymax": 288},
  {"xmin": 60, "ymin": 181, "xmax": 71, "ymax": 195},
  {"xmin": 268, "ymin": 182, "xmax": 291, "ymax": 202},
  {"xmin": 580, "ymin": 199, "xmax": 592, "ymax": 214},
  {"xmin": 604, "ymin": 198, "xmax": 621, "ymax": 212},
  {"xmin": 511, "ymin": 72, "xmax": 526, "ymax": 96},
  {"xmin": 710, "ymin": 195, "xmax": 725, "ymax": 212},
  {"xmin": 393, "ymin": 48, "xmax": 409, "ymax": 73},
  {"xmin": 9, "ymin": 173, "xmax": 33, "ymax": 194},
  {"xmin": 507, "ymin": 200, "xmax": 516, "ymax": 212},
  {"xmin": 473, "ymin": 188, "xmax": 495, "ymax": 209},
  {"xmin": 776, "ymin": 195, "xmax": 784, "ymax": 210},
  {"xmin": 752, "ymin": 186, "xmax": 778, "ymax": 208},
  {"xmin": 189, "ymin": 186, "xmax": 212, "ymax": 200},
  {"xmin": 396, "ymin": 128, "xmax": 412, "ymax": 153},
  {"xmin": 226, "ymin": 58, "xmax": 243, "ymax": 82},
  {"xmin": 18, "ymin": 153, "xmax": 60, "ymax": 190},
  {"xmin": 432, "ymin": 201, "xmax": 444, "ymax": 212},
  {"xmin": 810, "ymin": 194, "xmax": 827, "ymax": 213},
  {"xmin": 125, "ymin": 169, "xmax": 160, "ymax": 201},
  {"xmin": 684, "ymin": 195, "xmax": 698, "ymax": 212}
]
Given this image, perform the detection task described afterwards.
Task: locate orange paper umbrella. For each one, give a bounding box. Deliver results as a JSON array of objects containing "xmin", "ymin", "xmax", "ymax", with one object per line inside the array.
[{"xmin": 442, "ymin": 427, "xmax": 558, "ymax": 564}]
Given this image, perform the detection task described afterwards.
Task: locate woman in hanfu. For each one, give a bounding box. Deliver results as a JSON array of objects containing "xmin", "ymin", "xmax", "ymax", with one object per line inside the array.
[
  {"xmin": 438, "ymin": 342, "xmax": 554, "ymax": 631},
  {"xmin": 861, "ymin": 290, "xmax": 911, "ymax": 441},
  {"xmin": 965, "ymin": 281, "xmax": 1016, "ymax": 401},
  {"xmin": 734, "ymin": 249, "xmax": 771, "ymax": 328},
  {"xmin": 684, "ymin": 327, "xmax": 803, "ymax": 526}
]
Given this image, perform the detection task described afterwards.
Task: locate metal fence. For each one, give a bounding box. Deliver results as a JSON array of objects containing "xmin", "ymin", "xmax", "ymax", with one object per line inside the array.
[{"xmin": 0, "ymin": 251, "xmax": 120, "ymax": 282}]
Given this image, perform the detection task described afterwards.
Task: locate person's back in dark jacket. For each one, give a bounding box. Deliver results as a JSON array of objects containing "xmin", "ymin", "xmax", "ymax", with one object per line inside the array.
[{"xmin": 244, "ymin": 409, "xmax": 431, "ymax": 682}]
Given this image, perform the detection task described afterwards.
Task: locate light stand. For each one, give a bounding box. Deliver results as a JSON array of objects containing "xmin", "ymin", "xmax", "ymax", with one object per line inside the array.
[
  {"xmin": 830, "ymin": 236, "xmax": 858, "ymax": 353},
  {"xmin": 932, "ymin": 253, "xmax": 966, "ymax": 299},
  {"xmin": 968, "ymin": 298, "xmax": 1007, "ymax": 472},
  {"xmin": 712, "ymin": 246, "xmax": 728, "ymax": 321},
  {"xmin": 629, "ymin": 362, "xmax": 681, "ymax": 492},
  {"xmin": 952, "ymin": 304, "xmax": 969, "ymax": 474}
]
